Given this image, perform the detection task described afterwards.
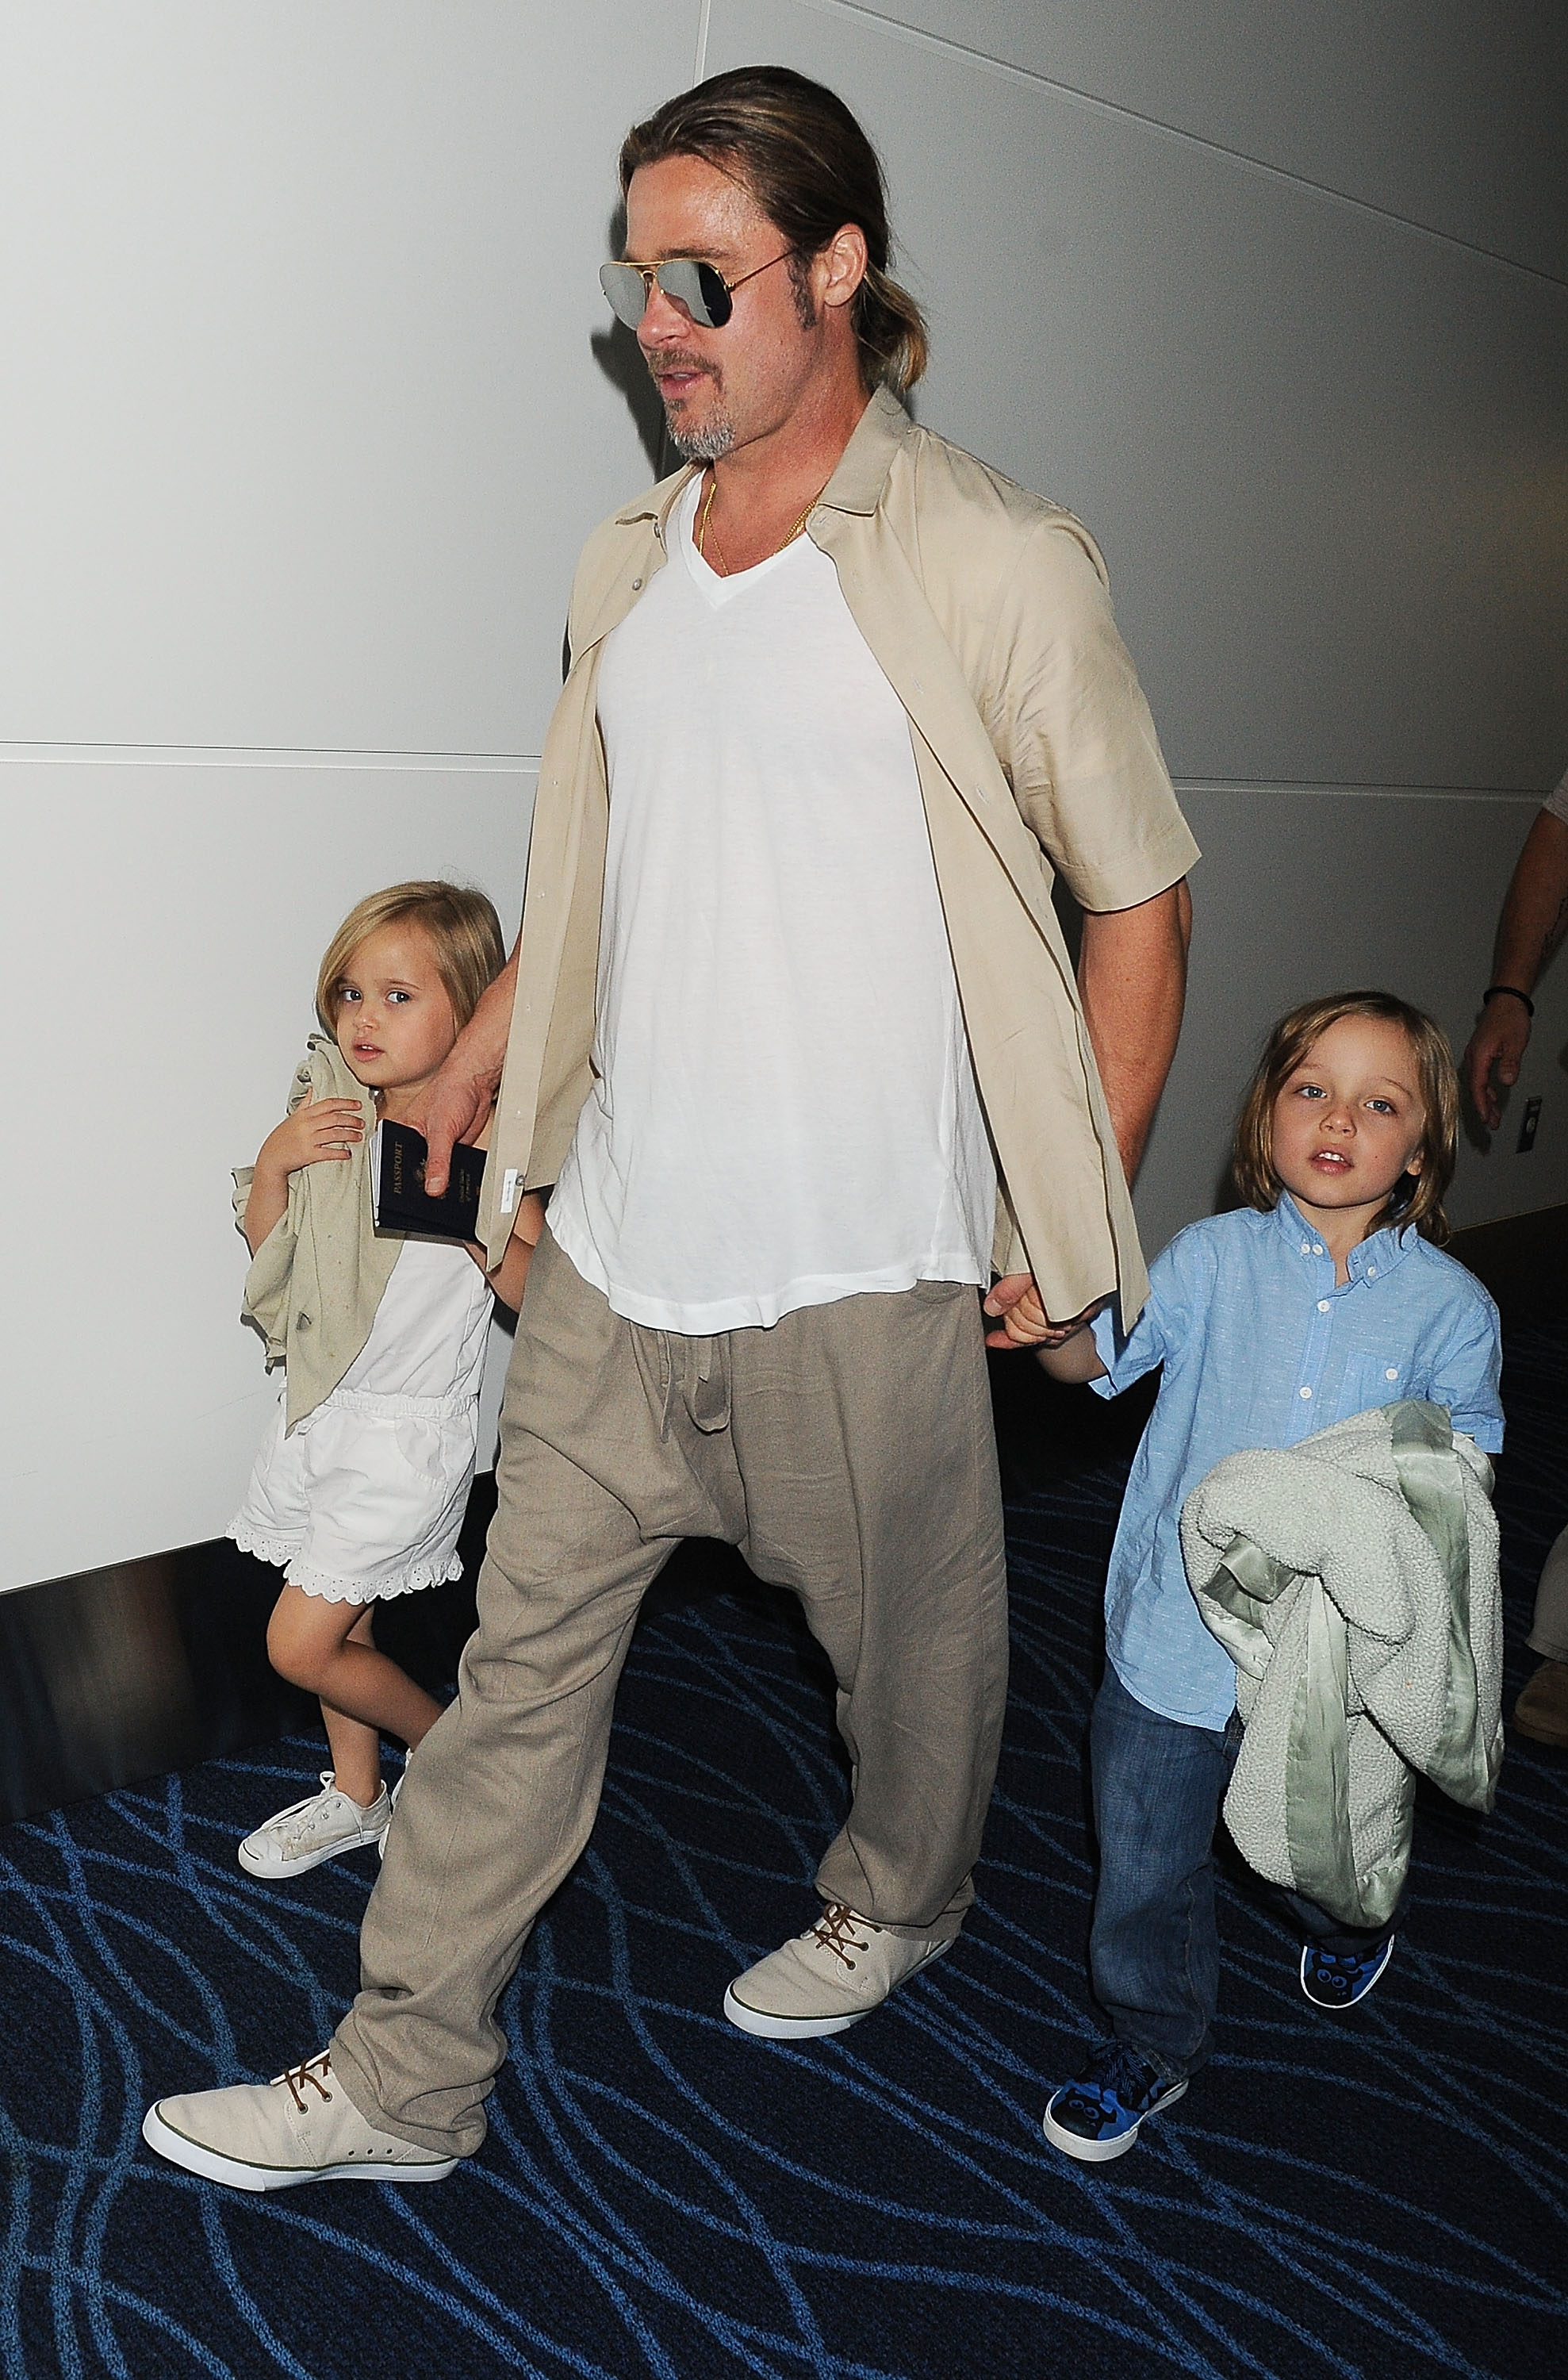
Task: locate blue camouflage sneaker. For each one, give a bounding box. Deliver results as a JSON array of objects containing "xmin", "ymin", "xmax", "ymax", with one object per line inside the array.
[
  {"xmin": 1042, "ymin": 2041, "xmax": 1188, "ymax": 2163},
  {"xmin": 1300, "ymin": 1936, "xmax": 1395, "ymax": 2010}
]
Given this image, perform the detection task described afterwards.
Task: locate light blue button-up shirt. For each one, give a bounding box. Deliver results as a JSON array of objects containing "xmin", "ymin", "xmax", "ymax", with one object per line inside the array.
[{"xmin": 1088, "ymin": 1195, "xmax": 1504, "ymax": 1729}]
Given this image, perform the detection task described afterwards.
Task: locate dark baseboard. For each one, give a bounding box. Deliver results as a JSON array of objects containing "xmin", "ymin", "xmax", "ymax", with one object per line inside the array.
[
  {"xmin": 3, "ymin": 1202, "xmax": 1562, "ymax": 1829},
  {"xmin": 0, "ymin": 1485, "xmax": 496, "ymax": 1830}
]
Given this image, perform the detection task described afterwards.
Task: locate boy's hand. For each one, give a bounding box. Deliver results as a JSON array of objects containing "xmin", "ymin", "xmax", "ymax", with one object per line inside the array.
[
  {"xmin": 983, "ymin": 1274, "xmax": 1105, "ymax": 1349},
  {"xmin": 259, "ymin": 1097, "xmax": 365, "ymax": 1181}
]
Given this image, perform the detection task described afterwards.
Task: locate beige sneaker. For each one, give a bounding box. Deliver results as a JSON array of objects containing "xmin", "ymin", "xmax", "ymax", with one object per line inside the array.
[
  {"xmin": 1514, "ymin": 1657, "xmax": 1568, "ymax": 1748},
  {"xmin": 141, "ymin": 2052, "xmax": 459, "ymax": 2190},
  {"xmin": 723, "ymin": 1903, "xmax": 953, "ymax": 2039}
]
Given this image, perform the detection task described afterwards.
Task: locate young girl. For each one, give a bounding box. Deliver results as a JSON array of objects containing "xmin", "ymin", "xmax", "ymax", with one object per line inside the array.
[
  {"xmin": 228, "ymin": 882, "xmax": 542, "ymax": 1879},
  {"xmin": 1033, "ymin": 991, "xmax": 1503, "ymax": 2162}
]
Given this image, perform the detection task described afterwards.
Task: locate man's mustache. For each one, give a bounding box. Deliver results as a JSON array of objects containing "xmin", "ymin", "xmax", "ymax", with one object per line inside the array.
[{"xmin": 648, "ymin": 350, "xmax": 720, "ymax": 389}]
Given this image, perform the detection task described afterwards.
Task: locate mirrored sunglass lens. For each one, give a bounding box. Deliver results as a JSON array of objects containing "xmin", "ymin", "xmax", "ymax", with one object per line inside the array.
[
  {"xmin": 655, "ymin": 259, "xmax": 729, "ymax": 328},
  {"xmin": 600, "ymin": 263, "xmax": 648, "ymax": 327}
]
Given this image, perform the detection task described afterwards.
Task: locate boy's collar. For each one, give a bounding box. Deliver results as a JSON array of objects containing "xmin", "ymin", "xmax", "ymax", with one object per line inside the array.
[{"xmin": 1273, "ymin": 1191, "xmax": 1416, "ymax": 1280}]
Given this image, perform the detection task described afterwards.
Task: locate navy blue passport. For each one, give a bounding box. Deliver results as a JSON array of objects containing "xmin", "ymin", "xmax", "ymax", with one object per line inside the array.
[{"xmin": 371, "ymin": 1120, "xmax": 486, "ymax": 1242}]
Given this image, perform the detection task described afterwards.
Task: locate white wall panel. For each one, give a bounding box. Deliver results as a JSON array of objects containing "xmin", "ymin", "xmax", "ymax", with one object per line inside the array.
[
  {"xmin": 0, "ymin": 758, "xmax": 534, "ymax": 1593},
  {"xmin": 1136, "ymin": 789, "xmax": 1568, "ymax": 1256},
  {"xmin": 0, "ymin": 2, "xmax": 692, "ymax": 755},
  {"xmin": 707, "ymin": 0, "xmax": 1568, "ymax": 791},
  {"xmin": 867, "ymin": 2, "xmax": 1568, "ymax": 278}
]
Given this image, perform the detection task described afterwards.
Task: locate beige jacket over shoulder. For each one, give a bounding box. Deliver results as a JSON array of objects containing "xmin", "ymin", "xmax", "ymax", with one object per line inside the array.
[
  {"xmin": 481, "ymin": 386, "xmax": 1199, "ymax": 1325},
  {"xmin": 233, "ymin": 1036, "xmax": 401, "ymax": 1432}
]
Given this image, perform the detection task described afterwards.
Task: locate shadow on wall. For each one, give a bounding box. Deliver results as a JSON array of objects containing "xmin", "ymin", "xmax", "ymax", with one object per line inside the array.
[{"xmin": 590, "ymin": 201, "xmax": 669, "ymax": 479}]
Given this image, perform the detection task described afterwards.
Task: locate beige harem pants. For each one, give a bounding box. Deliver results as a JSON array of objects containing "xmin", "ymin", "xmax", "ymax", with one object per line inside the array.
[{"xmin": 332, "ymin": 1226, "xmax": 1008, "ymax": 2156}]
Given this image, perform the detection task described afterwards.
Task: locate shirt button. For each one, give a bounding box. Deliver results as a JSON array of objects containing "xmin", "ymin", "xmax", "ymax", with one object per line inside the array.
[
  {"xmin": 631, "ymin": 577, "xmax": 642, "ymax": 589},
  {"xmin": 1386, "ymin": 1367, "xmax": 1398, "ymax": 1380},
  {"xmin": 1299, "ymin": 1384, "xmax": 1313, "ymax": 1399},
  {"xmin": 1313, "ymin": 1244, "xmax": 1325, "ymax": 1257},
  {"xmin": 1300, "ymin": 1242, "xmax": 1310, "ymax": 1255},
  {"xmin": 1367, "ymin": 1265, "xmax": 1376, "ymax": 1279},
  {"xmin": 1317, "ymin": 1299, "xmax": 1331, "ymax": 1314}
]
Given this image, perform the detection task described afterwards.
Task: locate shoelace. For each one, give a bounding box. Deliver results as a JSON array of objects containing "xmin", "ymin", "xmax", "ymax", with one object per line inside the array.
[
  {"xmin": 278, "ymin": 1776, "xmax": 376, "ymax": 1848},
  {"xmin": 273, "ymin": 2052, "xmax": 334, "ymax": 2113},
  {"xmin": 1062, "ymin": 2043, "xmax": 1160, "ymax": 2120},
  {"xmin": 808, "ymin": 1904, "xmax": 880, "ymax": 1972}
]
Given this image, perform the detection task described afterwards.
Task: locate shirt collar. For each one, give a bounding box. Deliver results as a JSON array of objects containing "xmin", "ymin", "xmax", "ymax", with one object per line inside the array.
[
  {"xmin": 1273, "ymin": 1192, "xmax": 1415, "ymax": 1284},
  {"xmin": 611, "ymin": 384, "xmax": 912, "ymax": 534}
]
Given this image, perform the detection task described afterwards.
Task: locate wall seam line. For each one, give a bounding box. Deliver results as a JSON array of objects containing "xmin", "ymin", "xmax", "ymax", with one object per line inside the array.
[
  {"xmin": 0, "ymin": 743, "xmax": 541, "ymax": 772},
  {"xmin": 807, "ymin": 0, "xmax": 1567, "ymax": 292},
  {"xmin": 1175, "ymin": 779, "xmax": 1547, "ymax": 804}
]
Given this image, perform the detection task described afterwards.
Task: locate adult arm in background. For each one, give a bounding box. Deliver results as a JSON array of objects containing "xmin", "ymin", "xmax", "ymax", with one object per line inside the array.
[
  {"xmin": 408, "ymin": 948, "xmax": 519, "ymax": 1196},
  {"xmin": 984, "ymin": 875, "xmax": 1191, "ymax": 1348},
  {"xmin": 1463, "ymin": 808, "xmax": 1568, "ymax": 1132}
]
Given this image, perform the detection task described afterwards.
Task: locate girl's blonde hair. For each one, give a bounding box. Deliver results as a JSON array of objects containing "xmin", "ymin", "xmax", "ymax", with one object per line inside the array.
[
  {"xmin": 315, "ymin": 882, "xmax": 506, "ymax": 1037},
  {"xmin": 1232, "ymin": 990, "xmax": 1459, "ymax": 1246}
]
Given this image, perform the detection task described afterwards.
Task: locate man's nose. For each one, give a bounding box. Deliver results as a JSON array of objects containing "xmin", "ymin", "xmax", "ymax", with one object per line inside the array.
[{"xmin": 638, "ymin": 285, "xmax": 696, "ymax": 348}]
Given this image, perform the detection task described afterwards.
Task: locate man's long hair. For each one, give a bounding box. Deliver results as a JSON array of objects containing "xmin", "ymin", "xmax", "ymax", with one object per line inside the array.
[{"xmin": 619, "ymin": 66, "xmax": 928, "ymax": 396}]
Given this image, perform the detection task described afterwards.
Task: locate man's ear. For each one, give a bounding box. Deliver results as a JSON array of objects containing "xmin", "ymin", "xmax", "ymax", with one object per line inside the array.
[{"xmin": 818, "ymin": 221, "xmax": 868, "ymax": 312}]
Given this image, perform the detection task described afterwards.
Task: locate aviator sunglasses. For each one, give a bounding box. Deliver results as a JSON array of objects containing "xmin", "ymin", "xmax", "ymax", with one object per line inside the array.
[{"xmin": 599, "ymin": 248, "xmax": 794, "ymax": 330}]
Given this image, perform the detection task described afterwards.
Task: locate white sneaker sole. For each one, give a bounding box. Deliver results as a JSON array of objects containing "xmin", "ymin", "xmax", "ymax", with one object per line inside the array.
[
  {"xmin": 141, "ymin": 2103, "xmax": 457, "ymax": 2190},
  {"xmin": 1042, "ymin": 2075, "xmax": 1187, "ymax": 2163},
  {"xmin": 236, "ymin": 1828, "xmax": 387, "ymax": 1879},
  {"xmin": 722, "ymin": 1937, "xmax": 951, "ymax": 2040}
]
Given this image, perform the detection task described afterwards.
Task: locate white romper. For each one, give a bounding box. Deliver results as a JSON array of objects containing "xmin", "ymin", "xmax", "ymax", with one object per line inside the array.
[{"xmin": 228, "ymin": 1238, "xmax": 493, "ymax": 1602}]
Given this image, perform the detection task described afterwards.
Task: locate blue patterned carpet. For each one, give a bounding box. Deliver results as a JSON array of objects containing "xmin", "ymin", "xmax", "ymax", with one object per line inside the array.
[{"xmin": 2, "ymin": 1330, "xmax": 1565, "ymax": 2379}]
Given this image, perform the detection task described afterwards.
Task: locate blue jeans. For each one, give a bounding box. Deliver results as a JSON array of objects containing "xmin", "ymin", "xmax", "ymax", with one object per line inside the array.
[{"xmin": 1088, "ymin": 1666, "xmax": 1401, "ymax": 2081}]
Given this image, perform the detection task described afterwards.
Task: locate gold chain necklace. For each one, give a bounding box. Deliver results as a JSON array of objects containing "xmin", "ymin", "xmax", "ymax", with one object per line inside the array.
[{"xmin": 695, "ymin": 470, "xmax": 826, "ymax": 578}]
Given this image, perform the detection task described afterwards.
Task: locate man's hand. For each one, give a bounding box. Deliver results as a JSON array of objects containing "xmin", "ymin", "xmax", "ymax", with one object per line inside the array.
[
  {"xmin": 983, "ymin": 1276, "xmax": 1106, "ymax": 1350},
  {"xmin": 1463, "ymin": 997, "xmax": 1532, "ymax": 1134},
  {"xmin": 406, "ymin": 950, "xmax": 520, "ymax": 1195},
  {"xmin": 407, "ymin": 1063, "xmax": 499, "ymax": 1197}
]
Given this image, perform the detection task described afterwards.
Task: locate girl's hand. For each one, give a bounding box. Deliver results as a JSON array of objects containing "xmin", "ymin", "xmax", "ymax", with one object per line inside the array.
[
  {"xmin": 243, "ymin": 1096, "xmax": 365, "ymax": 1253},
  {"xmin": 260, "ymin": 1098, "xmax": 366, "ymax": 1179}
]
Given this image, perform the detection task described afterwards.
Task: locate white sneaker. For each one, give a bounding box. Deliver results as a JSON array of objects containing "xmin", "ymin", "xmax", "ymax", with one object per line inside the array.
[
  {"xmin": 142, "ymin": 2050, "xmax": 458, "ymax": 2190},
  {"xmin": 723, "ymin": 1903, "xmax": 953, "ymax": 2039},
  {"xmin": 237, "ymin": 1773, "xmax": 391, "ymax": 1878}
]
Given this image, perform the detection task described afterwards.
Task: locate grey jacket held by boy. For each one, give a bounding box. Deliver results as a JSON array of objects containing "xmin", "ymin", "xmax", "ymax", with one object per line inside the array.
[
  {"xmin": 1180, "ymin": 1402, "xmax": 1502, "ymax": 1930},
  {"xmin": 232, "ymin": 1036, "xmax": 400, "ymax": 1433}
]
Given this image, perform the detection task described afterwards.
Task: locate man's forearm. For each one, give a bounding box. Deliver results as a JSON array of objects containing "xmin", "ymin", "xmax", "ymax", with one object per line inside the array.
[
  {"xmin": 1077, "ymin": 879, "xmax": 1190, "ymax": 1181},
  {"xmin": 1491, "ymin": 810, "xmax": 1568, "ymax": 997},
  {"xmin": 453, "ymin": 946, "xmax": 521, "ymax": 1096}
]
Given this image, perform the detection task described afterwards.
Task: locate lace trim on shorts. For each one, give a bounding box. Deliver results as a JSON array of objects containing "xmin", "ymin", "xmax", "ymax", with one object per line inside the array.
[{"xmin": 225, "ymin": 1524, "xmax": 465, "ymax": 1604}]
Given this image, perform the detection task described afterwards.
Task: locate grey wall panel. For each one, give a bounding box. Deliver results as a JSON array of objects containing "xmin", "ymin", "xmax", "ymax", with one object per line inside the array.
[
  {"xmin": 707, "ymin": 1, "xmax": 1568, "ymax": 791},
  {"xmin": 1134, "ymin": 789, "xmax": 1568, "ymax": 1257},
  {"xmin": 0, "ymin": 758, "xmax": 533, "ymax": 1594},
  {"xmin": 0, "ymin": 2, "xmax": 692, "ymax": 755},
  {"xmin": 848, "ymin": 1, "xmax": 1568, "ymax": 279}
]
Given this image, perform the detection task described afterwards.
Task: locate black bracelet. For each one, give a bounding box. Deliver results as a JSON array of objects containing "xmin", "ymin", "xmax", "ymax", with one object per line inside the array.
[{"xmin": 1483, "ymin": 985, "xmax": 1535, "ymax": 1018}]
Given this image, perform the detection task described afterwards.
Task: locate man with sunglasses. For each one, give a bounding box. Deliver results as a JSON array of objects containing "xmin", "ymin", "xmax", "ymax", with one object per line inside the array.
[{"xmin": 144, "ymin": 65, "xmax": 1197, "ymax": 2193}]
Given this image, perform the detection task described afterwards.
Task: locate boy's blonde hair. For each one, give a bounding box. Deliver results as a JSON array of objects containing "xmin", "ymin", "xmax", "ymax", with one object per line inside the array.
[
  {"xmin": 315, "ymin": 882, "xmax": 506, "ymax": 1037},
  {"xmin": 1232, "ymin": 990, "xmax": 1459, "ymax": 1246}
]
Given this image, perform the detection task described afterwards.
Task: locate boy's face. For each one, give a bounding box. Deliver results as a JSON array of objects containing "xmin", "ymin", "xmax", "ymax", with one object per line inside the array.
[
  {"xmin": 332, "ymin": 922, "xmax": 457, "ymax": 1111},
  {"xmin": 1270, "ymin": 1014, "xmax": 1428, "ymax": 1240}
]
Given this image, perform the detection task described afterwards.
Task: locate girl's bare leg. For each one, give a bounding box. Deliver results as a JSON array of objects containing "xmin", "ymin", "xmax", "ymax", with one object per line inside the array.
[
  {"xmin": 267, "ymin": 1588, "xmax": 443, "ymax": 1807},
  {"xmin": 319, "ymin": 1610, "xmax": 387, "ymax": 1806}
]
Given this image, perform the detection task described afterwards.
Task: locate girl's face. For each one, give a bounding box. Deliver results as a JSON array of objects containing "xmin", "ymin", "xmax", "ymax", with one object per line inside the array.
[
  {"xmin": 332, "ymin": 922, "xmax": 458, "ymax": 1114},
  {"xmin": 1271, "ymin": 1014, "xmax": 1429, "ymax": 1247}
]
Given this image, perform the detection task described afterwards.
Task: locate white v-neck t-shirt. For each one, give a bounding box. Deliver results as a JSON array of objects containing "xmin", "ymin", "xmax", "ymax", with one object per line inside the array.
[{"xmin": 547, "ymin": 474, "xmax": 995, "ymax": 1334}]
